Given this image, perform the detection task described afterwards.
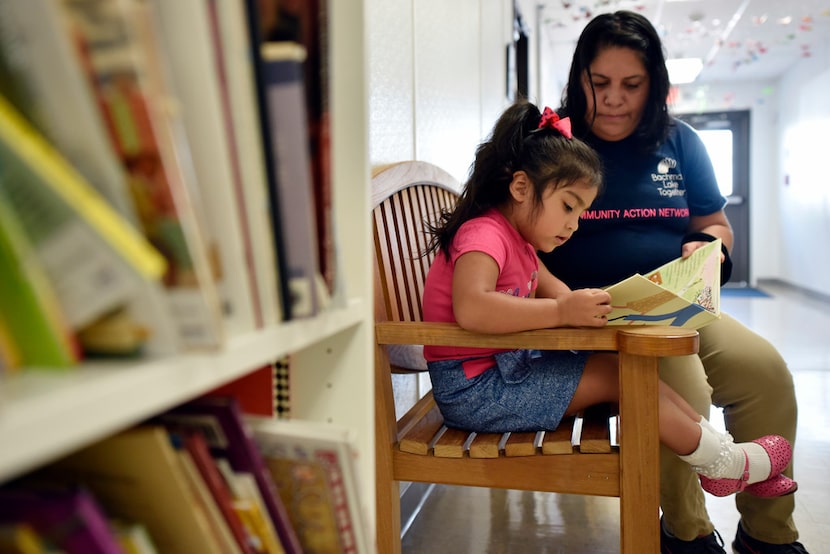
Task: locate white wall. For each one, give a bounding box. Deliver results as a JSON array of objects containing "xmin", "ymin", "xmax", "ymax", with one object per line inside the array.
[
  {"xmin": 671, "ymin": 81, "xmax": 781, "ymax": 285},
  {"xmin": 775, "ymin": 35, "xmax": 830, "ymax": 297},
  {"xmin": 367, "ymin": 0, "xmax": 512, "ymax": 185}
]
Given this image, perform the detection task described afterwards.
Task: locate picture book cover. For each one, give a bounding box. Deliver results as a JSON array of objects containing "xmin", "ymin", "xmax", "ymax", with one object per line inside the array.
[
  {"xmin": 604, "ymin": 239, "xmax": 722, "ymax": 329},
  {"xmin": 158, "ymin": 396, "xmax": 302, "ymax": 554},
  {"xmin": 247, "ymin": 417, "xmax": 370, "ymax": 554}
]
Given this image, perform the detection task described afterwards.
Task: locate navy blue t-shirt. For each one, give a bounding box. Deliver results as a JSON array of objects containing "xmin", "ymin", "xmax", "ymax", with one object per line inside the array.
[{"xmin": 540, "ymin": 118, "xmax": 727, "ymax": 289}]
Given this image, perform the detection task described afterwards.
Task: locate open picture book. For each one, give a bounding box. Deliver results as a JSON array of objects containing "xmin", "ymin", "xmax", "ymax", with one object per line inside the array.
[{"xmin": 603, "ymin": 239, "xmax": 722, "ymax": 329}]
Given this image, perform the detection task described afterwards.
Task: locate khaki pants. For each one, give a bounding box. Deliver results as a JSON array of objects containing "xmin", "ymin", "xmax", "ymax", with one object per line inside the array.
[{"xmin": 659, "ymin": 312, "xmax": 799, "ymax": 544}]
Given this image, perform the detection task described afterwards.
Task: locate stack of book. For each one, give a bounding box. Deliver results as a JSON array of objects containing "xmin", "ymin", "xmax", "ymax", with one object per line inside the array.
[
  {"xmin": 0, "ymin": 1, "xmax": 371, "ymax": 552},
  {"xmin": 1, "ymin": 395, "xmax": 370, "ymax": 554},
  {"xmin": 0, "ymin": 0, "xmax": 337, "ymax": 374}
]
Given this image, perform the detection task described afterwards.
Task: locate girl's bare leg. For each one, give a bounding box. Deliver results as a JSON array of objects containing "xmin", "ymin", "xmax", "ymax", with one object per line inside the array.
[{"xmin": 567, "ymin": 353, "xmax": 705, "ymax": 456}]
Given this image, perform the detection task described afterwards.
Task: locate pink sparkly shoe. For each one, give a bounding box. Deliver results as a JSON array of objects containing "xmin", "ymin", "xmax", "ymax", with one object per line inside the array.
[
  {"xmin": 699, "ymin": 435, "xmax": 793, "ymax": 497},
  {"xmin": 745, "ymin": 474, "xmax": 798, "ymax": 497}
]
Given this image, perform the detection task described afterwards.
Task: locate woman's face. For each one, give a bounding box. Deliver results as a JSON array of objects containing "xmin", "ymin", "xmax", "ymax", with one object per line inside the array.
[{"xmin": 581, "ymin": 46, "xmax": 650, "ymax": 142}]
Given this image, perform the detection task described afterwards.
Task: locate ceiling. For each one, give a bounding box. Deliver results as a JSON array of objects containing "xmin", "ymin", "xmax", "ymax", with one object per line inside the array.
[{"xmin": 536, "ymin": 0, "xmax": 830, "ymax": 84}]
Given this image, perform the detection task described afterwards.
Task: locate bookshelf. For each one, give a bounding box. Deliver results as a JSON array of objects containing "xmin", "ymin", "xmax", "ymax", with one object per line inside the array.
[{"xmin": 0, "ymin": 0, "xmax": 374, "ymax": 544}]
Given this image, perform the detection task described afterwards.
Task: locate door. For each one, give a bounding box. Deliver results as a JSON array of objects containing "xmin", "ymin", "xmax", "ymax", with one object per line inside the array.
[{"xmin": 676, "ymin": 110, "xmax": 751, "ymax": 286}]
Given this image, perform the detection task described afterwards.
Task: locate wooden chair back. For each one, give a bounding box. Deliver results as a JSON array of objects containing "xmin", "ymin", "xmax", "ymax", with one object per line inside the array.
[{"xmin": 372, "ymin": 161, "xmax": 699, "ymax": 553}]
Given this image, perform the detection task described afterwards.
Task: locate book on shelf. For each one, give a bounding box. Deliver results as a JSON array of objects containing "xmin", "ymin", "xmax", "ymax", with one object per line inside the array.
[
  {"xmin": 158, "ymin": 396, "xmax": 303, "ymax": 554},
  {"xmin": 173, "ymin": 445, "xmax": 245, "ymax": 553},
  {"xmin": 0, "ymin": 92, "xmax": 182, "ymax": 361},
  {"xmin": 0, "ymin": 522, "xmax": 48, "ymax": 554},
  {"xmin": 213, "ymin": 458, "xmax": 285, "ymax": 554},
  {"xmin": 0, "ymin": 315, "xmax": 23, "ymax": 374},
  {"xmin": 149, "ymin": 0, "xmax": 271, "ymax": 336},
  {"xmin": 58, "ymin": 0, "xmax": 225, "ymax": 350},
  {"xmin": 247, "ymin": 417, "xmax": 371, "ymax": 554},
  {"xmin": 0, "ymin": 0, "xmax": 140, "ymax": 226},
  {"xmin": 263, "ymin": 0, "xmax": 336, "ymax": 299},
  {"xmin": 108, "ymin": 521, "xmax": 158, "ymax": 554},
  {"xmin": 243, "ymin": 0, "xmax": 329, "ymax": 320},
  {"xmin": 0, "ymin": 0, "xmax": 181, "ymax": 359},
  {"xmin": 0, "ymin": 486, "xmax": 123, "ymax": 554},
  {"xmin": 40, "ymin": 426, "xmax": 230, "ymax": 554},
  {"xmin": 258, "ymin": 41, "xmax": 329, "ymax": 319},
  {"xmin": 604, "ymin": 238, "xmax": 722, "ymax": 329},
  {"xmin": 210, "ymin": 0, "xmax": 287, "ymax": 327},
  {"xmin": 236, "ymin": 0, "xmax": 293, "ymax": 322},
  {"xmin": 174, "ymin": 430, "xmax": 258, "ymax": 554},
  {"xmin": 0, "ymin": 190, "xmax": 79, "ymax": 368}
]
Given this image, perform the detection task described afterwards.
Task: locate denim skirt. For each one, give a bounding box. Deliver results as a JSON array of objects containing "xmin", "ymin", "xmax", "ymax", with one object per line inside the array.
[{"xmin": 427, "ymin": 349, "xmax": 590, "ymax": 433}]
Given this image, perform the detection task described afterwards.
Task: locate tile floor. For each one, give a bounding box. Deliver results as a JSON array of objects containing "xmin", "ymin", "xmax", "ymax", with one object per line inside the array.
[{"xmin": 400, "ymin": 281, "xmax": 830, "ymax": 553}]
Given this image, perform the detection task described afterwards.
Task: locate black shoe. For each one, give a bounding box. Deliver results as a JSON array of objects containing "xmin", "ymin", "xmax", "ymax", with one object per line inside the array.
[
  {"xmin": 661, "ymin": 518, "xmax": 726, "ymax": 553},
  {"xmin": 732, "ymin": 523, "xmax": 809, "ymax": 553}
]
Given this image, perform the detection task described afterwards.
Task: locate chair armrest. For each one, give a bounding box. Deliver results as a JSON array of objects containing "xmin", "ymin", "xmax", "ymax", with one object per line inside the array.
[{"xmin": 376, "ymin": 321, "xmax": 698, "ymax": 357}]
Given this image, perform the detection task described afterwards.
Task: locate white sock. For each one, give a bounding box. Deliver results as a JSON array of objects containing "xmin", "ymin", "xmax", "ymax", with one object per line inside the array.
[
  {"xmin": 699, "ymin": 415, "xmax": 720, "ymax": 434},
  {"xmin": 678, "ymin": 419, "xmax": 721, "ymax": 467},
  {"xmin": 679, "ymin": 419, "xmax": 771, "ymax": 484},
  {"xmin": 740, "ymin": 442, "xmax": 772, "ymax": 484}
]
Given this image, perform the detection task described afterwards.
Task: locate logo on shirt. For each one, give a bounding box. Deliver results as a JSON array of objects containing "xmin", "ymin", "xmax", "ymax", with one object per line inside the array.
[
  {"xmin": 657, "ymin": 157, "xmax": 676, "ymax": 174},
  {"xmin": 652, "ymin": 157, "xmax": 686, "ymax": 198}
]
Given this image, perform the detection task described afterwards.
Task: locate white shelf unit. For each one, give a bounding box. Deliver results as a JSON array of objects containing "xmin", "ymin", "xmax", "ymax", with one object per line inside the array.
[{"xmin": 0, "ymin": 0, "xmax": 375, "ymax": 541}]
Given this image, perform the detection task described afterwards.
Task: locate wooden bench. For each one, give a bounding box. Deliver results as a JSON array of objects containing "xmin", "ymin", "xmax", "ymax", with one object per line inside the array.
[{"xmin": 372, "ymin": 161, "xmax": 699, "ymax": 553}]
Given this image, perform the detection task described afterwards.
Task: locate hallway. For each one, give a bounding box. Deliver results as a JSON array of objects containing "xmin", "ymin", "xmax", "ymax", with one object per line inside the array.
[{"xmin": 401, "ymin": 281, "xmax": 830, "ymax": 553}]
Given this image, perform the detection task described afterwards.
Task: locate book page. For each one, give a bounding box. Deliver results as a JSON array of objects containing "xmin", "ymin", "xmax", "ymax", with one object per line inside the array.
[
  {"xmin": 644, "ymin": 239, "xmax": 721, "ymax": 312},
  {"xmin": 603, "ymin": 239, "xmax": 721, "ymax": 329}
]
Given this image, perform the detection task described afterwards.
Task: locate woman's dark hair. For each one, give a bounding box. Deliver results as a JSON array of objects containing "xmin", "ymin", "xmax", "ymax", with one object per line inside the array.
[
  {"xmin": 426, "ymin": 101, "xmax": 602, "ymax": 258},
  {"xmin": 561, "ymin": 10, "xmax": 671, "ymax": 152}
]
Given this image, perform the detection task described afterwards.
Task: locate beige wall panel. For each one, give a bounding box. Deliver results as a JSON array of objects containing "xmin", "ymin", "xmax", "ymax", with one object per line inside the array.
[
  {"xmin": 413, "ymin": 0, "xmax": 482, "ymax": 182},
  {"xmin": 368, "ymin": 0, "xmax": 416, "ymax": 166}
]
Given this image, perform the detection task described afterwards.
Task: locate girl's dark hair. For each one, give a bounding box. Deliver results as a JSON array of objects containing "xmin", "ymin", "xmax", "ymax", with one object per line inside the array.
[
  {"xmin": 426, "ymin": 101, "xmax": 602, "ymax": 258},
  {"xmin": 561, "ymin": 10, "xmax": 671, "ymax": 152}
]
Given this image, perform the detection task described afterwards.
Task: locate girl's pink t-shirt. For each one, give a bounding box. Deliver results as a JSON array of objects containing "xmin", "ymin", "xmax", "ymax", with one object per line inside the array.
[{"xmin": 422, "ymin": 209, "xmax": 539, "ymax": 377}]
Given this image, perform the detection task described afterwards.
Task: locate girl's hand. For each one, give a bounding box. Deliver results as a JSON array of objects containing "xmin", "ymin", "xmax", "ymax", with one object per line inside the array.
[{"xmin": 557, "ymin": 289, "xmax": 612, "ymax": 328}]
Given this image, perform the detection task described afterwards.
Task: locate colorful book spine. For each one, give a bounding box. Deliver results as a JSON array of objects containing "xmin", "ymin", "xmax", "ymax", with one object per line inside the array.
[
  {"xmin": 268, "ymin": 0, "xmax": 336, "ymax": 298},
  {"xmin": 0, "ymin": 96, "xmax": 165, "ymax": 281},
  {"xmin": 149, "ymin": 0, "xmax": 261, "ymax": 336},
  {"xmin": 0, "ymin": 92, "xmax": 168, "ymax": 355},
  {"xmin": 212, "ymin": 0, "xmax": 286, "ymax": 327},
  {"xmin": 259, "ymin": 41, "xmax": 328, "ymax": 319},
  {"xmin": 59, "ymin": 0, "xmax": 225, "ymax": 349},
  {"xmin": 43, "ymin": 426, "xmax": 229, "ymax": 554},
  {"xmin": 178, "ymin": 431, "xmax": 256, "ymax": 554},
  {"xmin": 0, "ymin": 487, "xmax": 123, "ymax": 554},
  {"xmin": 0, "ymin": 190, "xmax": 78, "ymax": 367},
  {"xmin": 159, "ymin": 397, "xmax": 303, "ymax": 554}
]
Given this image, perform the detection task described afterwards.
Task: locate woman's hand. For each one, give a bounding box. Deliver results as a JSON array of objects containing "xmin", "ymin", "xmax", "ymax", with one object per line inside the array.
[
  {"xmin": 681, "ymin": 240, "xmax": 725, "ymax": 263},
  {"xmin": 556, "ymin": 288, "xmax": 612, "ymax": 328}
]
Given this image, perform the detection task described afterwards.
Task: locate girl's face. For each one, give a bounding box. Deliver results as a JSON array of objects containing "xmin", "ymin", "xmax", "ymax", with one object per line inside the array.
[
  {"xmin": 510, "ymin": 175, "xmax": 597, "ymax": 253},
  {"xmin": 581, "ymin": 46, "xmax": 650, "ymax": 142}
]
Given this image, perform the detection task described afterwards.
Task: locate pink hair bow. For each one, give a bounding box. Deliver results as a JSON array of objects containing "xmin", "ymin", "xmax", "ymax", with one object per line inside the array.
[{"xmin": 537, "ymin": 106, "xmax": 573, "ymax": 139}]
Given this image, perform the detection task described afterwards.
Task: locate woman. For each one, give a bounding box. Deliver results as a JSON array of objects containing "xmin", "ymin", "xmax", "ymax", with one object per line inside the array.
[
  {"xmin": 421, "ymin": 100, "xmax": 793, "ymax": 501},
  {"xmin": 539, "ymin": 11, "xmax": 807, "ymax": 554}
]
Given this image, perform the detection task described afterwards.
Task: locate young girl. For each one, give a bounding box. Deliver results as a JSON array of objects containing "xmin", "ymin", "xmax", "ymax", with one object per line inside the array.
[{"xmin": 421, "ymin": 101, "xmax": 795, "ymax": 498}]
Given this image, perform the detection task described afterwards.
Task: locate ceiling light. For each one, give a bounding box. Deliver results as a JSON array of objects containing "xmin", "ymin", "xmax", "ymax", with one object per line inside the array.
[{"xmin": 666, "ymin": 57, "xmax": 703, "ymax": 84}]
